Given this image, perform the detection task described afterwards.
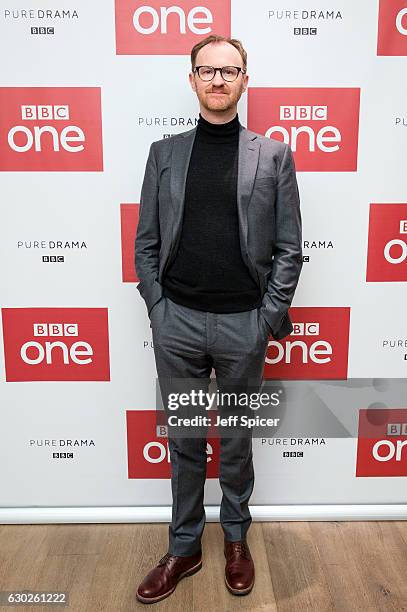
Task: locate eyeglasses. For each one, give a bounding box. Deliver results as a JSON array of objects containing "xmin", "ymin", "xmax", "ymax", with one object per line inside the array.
[{"xmin": 193, "ymin": 65, "xmax": 246, "ymax": 82}]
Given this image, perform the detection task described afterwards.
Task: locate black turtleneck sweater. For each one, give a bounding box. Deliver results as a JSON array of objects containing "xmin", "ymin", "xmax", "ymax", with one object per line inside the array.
[{"xmin": 162, "ymin": 112, "xmax": 262, "ymax": 313}]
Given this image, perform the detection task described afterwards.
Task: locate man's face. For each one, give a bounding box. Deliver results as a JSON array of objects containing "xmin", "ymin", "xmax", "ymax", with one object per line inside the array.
[{"xmin": 189, "ymin": 42, "xmax": 248, "ymax": 114}]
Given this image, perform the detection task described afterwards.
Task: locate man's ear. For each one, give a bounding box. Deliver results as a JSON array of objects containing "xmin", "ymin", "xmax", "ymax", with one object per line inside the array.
[
  {"xmin": 189, "ymin": 72, "xmax": 197, "ymax": 92},
  {"xmin": 243, "ymin": 73, "xmax": 249, "ymax": 93}
]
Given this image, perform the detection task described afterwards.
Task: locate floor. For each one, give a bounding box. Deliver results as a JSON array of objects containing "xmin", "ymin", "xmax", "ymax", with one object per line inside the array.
[{"xmin": 0, "ymin": 521, "xmax": 406, "ymax": 611}]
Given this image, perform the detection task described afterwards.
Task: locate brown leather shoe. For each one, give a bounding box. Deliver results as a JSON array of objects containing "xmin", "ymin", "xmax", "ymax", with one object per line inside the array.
[
  {"xmin": 136, "ymin": 550, "xmax": 202, "ymax": 604},
  {"xmin": 224, "ymin": 538, "xmax": 255, "ymax": 595}
]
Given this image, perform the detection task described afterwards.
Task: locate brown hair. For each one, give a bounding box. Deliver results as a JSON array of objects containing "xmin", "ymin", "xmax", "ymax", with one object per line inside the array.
[{"xmin": 190, "ymin": 34, "xmax": 247, "ymax": 71}]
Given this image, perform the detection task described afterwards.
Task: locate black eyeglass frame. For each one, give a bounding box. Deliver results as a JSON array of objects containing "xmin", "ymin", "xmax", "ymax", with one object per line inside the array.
[{"xmin": 193, "ymin": 65, "xmax": 247, "ymax": 82}]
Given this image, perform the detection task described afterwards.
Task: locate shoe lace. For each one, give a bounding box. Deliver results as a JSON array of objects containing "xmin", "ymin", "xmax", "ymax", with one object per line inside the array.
[
  {"xmin": 158, "ymin": 552, "xmax": 176, "ymax": 566},
  {"xmin": 229, "ymin": 540, "xmax": 250, "ymax": 559}
]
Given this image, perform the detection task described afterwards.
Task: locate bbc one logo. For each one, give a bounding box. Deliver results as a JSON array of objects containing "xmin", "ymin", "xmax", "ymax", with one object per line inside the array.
[
  {"xmin": 366, "ymin": 204, "xmax": 407, "ymax": 282},
  {"xmin": 115, "ymin": 0, "xmax": 231, "ymax": 55},
  {"xmin": 1, "ymin": 308, "xmax": 110, "ymax": 381},
  {"xmin": 248, "ymin": 88, "xmax": 360, "ymax": 171},
  {"xmin": 0, "ymin": 87, "xmax": 103, "ymax": 171},
  {"xmin": 356, "ymin": 409, "xmax": 407, "ymax": 476},
  {"xmin": 377, "ymin": 0, "xmax": 407, "ymax": 56},
  {"xmin": 126, "ymin": 410, "xmax": 220, "ymax": 478},
  {"xmin": 263, "ymin": 307, "xmax": 350, "ymax": 380}
]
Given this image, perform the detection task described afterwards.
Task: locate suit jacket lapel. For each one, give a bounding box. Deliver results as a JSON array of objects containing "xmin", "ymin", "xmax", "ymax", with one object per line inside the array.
[
  {"xmin": 237, "ymin": 126, "xmax": 260, "ymax": 277},
  {"xmin": 169, "ymin": 127, "xmax": 196, "ymax": 256}
]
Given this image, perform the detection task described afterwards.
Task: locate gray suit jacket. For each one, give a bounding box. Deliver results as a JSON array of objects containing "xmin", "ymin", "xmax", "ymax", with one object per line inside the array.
[{"xmin": 135, "ymin": 123, "xmax": 303, "ymax": 341}]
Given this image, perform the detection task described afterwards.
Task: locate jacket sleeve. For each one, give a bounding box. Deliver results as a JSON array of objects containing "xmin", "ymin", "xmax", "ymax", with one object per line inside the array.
[
  {"xmin": 260, "ymin": 143, "xmax": 303, "ymax": 338},
  {"xmin": 134, "ymin": 141, "xmax": 163, "ymax": 317}
]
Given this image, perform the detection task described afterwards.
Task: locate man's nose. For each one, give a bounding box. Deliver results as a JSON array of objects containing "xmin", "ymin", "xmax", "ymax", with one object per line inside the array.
[{"xmin": 212, "ymin": 70, "xmax": 225, "ymax": 86}]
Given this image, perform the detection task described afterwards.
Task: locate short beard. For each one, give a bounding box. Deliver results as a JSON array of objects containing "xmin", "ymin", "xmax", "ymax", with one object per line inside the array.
[{"xmin": 199, "ymin": 87, "xmax": 243, "ymax": 113}]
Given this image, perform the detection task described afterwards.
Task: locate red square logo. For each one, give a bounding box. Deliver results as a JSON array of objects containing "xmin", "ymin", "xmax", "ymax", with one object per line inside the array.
[
  {"xmin": 248, "ymin": 88, "xmax": 360, "ymax": 171},
  {"xmin": 366, "ymin": 203, "xmax": 407, "ymax": 282},
  {"xmin": 127, "ymin": 410, "xmax": 220, "ymax": 478},
  {"xmin": 2, "ymin": 308, "xmax": 110, "ymax": 381},
  {"xmin": 115, "ymin": 0, "xmax": 231, "ymax": 55},
  {"xmin": 0, "ymin": 87, "xmax": 103, "ymax": 171},
  {"xmin": 121, "ymin": 203, "xmax": 139, "ymax": 283},
  {"xmin": 377, "ymin": 0, "xmax": 407, "ymax": 56},
  {"xmin": 264, "ymin": 307, "xmax": 350, "ymax": 380},
  {"xmin": 356, "ymin": 409, "xmax": 407, "ymax": 476}
]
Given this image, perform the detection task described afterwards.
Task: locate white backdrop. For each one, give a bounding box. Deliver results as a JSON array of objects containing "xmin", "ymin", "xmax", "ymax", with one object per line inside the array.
[{"xmin": 1, "ymin": 0, "xmax": 407, "ymax": 519}]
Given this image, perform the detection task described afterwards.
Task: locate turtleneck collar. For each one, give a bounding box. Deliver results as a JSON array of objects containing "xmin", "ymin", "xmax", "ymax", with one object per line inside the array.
[{"xmin": 196, "ymin": 112, "xmax": 240, "ymax": 143}]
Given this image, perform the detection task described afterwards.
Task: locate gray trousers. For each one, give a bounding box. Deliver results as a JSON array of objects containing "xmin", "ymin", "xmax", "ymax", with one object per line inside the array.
[{"xmin": 150, "ymin": 295, "xmax": 270, "ymax": 556}]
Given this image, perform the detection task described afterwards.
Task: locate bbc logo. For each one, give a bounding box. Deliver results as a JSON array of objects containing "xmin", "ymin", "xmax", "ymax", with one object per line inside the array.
[
  {"xmin": 33, "ymin": 323, "xmax": 79, "ymax": 337},
  {"xmin": 42, "ymin": 256, "xmax": 64, "ymax": 263},
  {"xmin": 291, "ymin": 323, "xmax": 320, "ymax": 336},
  {"xmin": 31, "ymin": 27, "xmax": 54, "ymax": 34},
  {"xmin": 400, "ymin": 220, "xmax": 407, "ymax": 234},
  {"xmin": 156, "ymin": 425, "xmax": 168, "ymax": 438},
  {"xmin": 387, "ymin": 423, "xmax": 407, "ymax": 436},
  {"xmin": 280, "ymin": 106, "xmax": 328, "ymax": 121},
  {"xmin": 21, "ymin": 105, "xmax": 70, "ymax": 120},
  {"xmin": 294, "ymin": 28, "xmax": 317, "ymax": 35}
]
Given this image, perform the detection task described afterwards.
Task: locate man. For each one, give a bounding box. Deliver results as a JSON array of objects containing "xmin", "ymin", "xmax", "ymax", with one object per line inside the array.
[{"xmin": 135, "ymin": 34, "xmax": 303, "ymax": 604}]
